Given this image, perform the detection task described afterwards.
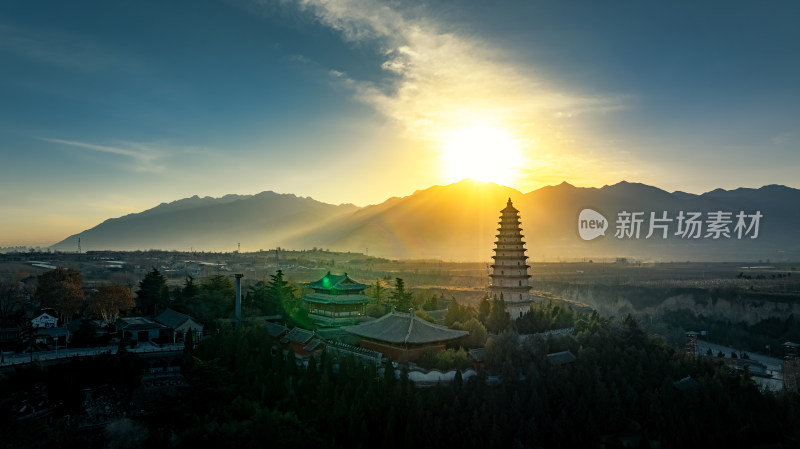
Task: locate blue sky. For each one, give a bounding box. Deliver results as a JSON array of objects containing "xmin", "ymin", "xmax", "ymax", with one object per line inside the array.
[{"xmin": 1, "ymin": 0, "xmax": 798, "ymax": 247}]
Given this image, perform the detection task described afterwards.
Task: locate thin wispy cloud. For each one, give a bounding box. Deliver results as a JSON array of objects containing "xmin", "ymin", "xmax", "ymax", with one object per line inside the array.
[
  {"xmin": 771, "ymin": 132, "xmax": 793, "ymax": 145},
  {"xmin": 0, "ymin": 21, "xmax": 140, "ymax": 73},
  {"xmin": 281, "ymin": 0, "xmax": 622, "ymax": 144},
  {"xmin": 40, "ymin": 138, "xmax": 166, "ymax": 173}
]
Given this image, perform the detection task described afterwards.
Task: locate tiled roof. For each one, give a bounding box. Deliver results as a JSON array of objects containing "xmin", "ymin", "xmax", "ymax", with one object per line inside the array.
[
  {"xmin": 117, "ymin": 317, "xmax": 166, "ymax": 332},
  {"xmin": 265, "ymin": 322, "xmax": 289, "ymax": 338},
  {"xmin": 673, "ymin": 376, "xmax": 699, "ymax": 391},
  {"xmin": 303, "ymin": 292, "xmax": 370, "ymax": 305},
  {"xmin": 546, "ymin": 350, "xmax": 576, "ymax": 365},
  {"xmin": 154, "ymin": 308, "xmax": 200, "ymax": 329},
  {"xmin": 303, "ymin": 339, "xmax": 325, "ymax": 352},
  {"xmin": 468, "ymin": 348, "xmax": 486, "ymax": 363},
  {"xmin": 282, "ymin": 327, "xmax": 314, "ymax": 345},
  {"xmin": 345, "ymin": 310, "xmax": 468, "ymax": 344},
  {"xmin": 305, "ymin": 272, "xmax": 367, "ymax": 292}
]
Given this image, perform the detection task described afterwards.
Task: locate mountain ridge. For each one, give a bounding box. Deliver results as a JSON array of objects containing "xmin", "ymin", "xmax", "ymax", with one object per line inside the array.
[{"xmin": 51, "ymin": 180, "xmax": 800, "ymax": 261}]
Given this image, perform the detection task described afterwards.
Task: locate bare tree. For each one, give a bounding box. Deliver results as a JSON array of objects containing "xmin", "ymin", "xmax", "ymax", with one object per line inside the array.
[{"xmin": 88, "ymin": 284, "xmax": 135, "ymax": 325}]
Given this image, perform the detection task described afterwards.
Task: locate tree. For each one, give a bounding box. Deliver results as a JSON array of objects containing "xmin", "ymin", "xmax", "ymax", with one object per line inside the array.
[
  {"xmin": 18, "ymin": 319, "xmax": 36, "ymax": 360},
  {"xmin": 422, "ymin": 294, "xmax": 439, "ymax": 311},
  {"xmin": 135, "ymin": 268, "xmax": 169, "ymax": 315},
  {"xmin": 174, "ymin": 275, "xmax": 200, "ymax": 312},
  {"xmin": 183, "ymin": 275, "xmax": 199, "ymax": 299},
  {"xmin": 367, "ymin": 279, "xmax": 387, "ymax": 305},
  {"xmin": 0, "ymin": 275, "xmax": 26, "ymax": 322},
  {"xmin": 444, "ymin": 299, "xmax": 475, "ymax": 327},
  {"xmin": 477, "ymin": 294, "xmax": 491, "ymax": 325},
  {"xmin": 246, "ymin": 280, "xmax": 272, "ymax": 314},
  {"xmin": 104, "ymin": 418, "xmax": 149, "ymax": 449},
  {"xmin": 88, "ymin": 284, "xmax": 135, "ymax": 325},
  {"xmin": 389, "ymin": 278, "xmax": 413, "ymax": 312},
  {"xmin": 36, "ymin": 267, "xmax": 85, "ymax": 322},
  {"xmin": 190, "ymin": 275, "xmax": 235, "ymax": 321},
  {"xmin": 486, "ymin": 298, "xmax": 510, "ymax": 334},
  {"xmin": 266, "ymin": 270, "xmax": 295, "ymax": 310},
  {"xmin": 455, "ymin": 318, "xmax": 488, "ymax": 348},
  {"xmin": 267, "ymin": 270, "xmax": 307, "ymax": 327}
]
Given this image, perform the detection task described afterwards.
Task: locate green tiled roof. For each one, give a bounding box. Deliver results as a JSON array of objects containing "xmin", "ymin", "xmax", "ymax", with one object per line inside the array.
[
  {"xmin": 345, "ymin": 310, "xmax": 468, "ymax": 344},
  {"xmin": 305, "ymin": 272, "xmax": 367, "ymax": 292}
]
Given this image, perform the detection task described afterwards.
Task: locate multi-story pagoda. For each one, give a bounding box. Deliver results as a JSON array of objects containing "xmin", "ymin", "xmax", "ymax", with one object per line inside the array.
[
  {"xmin": 303, "ymin": 272, "xmax": 370, "ymax": 327},
  {"xmin": 488, "ymin": 198, "xmax": 532, "ymax": 318}
]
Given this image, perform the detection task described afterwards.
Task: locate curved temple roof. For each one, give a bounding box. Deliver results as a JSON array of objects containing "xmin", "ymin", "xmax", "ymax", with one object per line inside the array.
[
  {"xmin": 345, "ymin": 310, "xmax": 468, "ymax": 344},
  {"xmin": 305, "ymin": 271, "xmax": 367, "ymax": 292}
]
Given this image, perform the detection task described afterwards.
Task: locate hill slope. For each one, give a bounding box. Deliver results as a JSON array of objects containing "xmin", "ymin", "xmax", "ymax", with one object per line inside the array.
[{"xmin": 52, "ymin": 180, "xmax": 800, "ymax": 261}]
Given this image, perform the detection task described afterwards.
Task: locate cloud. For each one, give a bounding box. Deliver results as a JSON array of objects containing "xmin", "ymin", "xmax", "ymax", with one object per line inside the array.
[
  {"xmin": 771, "ymin": 132, "xmax": 793, "ymax": 145},
  {"xmin": 281, "ymin": 0, "xmax": 621, "ymax": 144},
  {"xmin": 40, "ymin": 138, "xmax": 166, "ymax": 173},
  {"xmin": 0, "ymin": 21, "xmax": 140, "ymax": 72}
]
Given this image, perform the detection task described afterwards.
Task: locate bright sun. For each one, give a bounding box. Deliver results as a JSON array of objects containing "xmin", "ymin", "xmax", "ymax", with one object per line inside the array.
[{"xmin": 439, "ymin": 125, "xmax": 524, "ymax": 186}]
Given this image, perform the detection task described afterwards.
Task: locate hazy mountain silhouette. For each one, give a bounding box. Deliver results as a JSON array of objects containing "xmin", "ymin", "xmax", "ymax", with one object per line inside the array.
[
  {"xmin": 51, "ymin": 180, "xmax": 800, "ymax": 262},
  {"xmin": 52, "ymin": 191, "xmax": 358, "ymax": 253}
]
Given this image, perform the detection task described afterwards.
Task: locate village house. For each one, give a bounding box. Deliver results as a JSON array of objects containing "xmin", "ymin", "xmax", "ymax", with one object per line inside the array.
[
  {"xmin": 31, "ymin": 311, "xmax": 59, "ymax": 329},
  {"xmin": 116, "ymin": 317, "xmax": 165, "ymax": 343},
  {"xmin": 154, "ymin": 308, "xmax": 203, "ymax": 343}
]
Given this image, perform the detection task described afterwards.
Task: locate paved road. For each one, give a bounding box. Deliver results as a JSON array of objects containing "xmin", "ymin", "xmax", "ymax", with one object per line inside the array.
[{"xmin": 0, "ymin": 342, "xmax": 185, "ymax": 367}]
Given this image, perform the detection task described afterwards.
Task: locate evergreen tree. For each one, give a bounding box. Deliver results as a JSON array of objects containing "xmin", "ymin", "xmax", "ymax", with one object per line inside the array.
[
  {"xmin": 267, "ymin": 270, "xmax": 295, "ymax": 310},
  {"xmin": 477, "ymin": 294, "xmax": 491, "ymax": 325},
  {"xmin": 390, "ymin": 278, "xmax": 413, "ymax": 312},
  {"xmin": 368, "ymin": 279, "xmax": 386, "ymax": 305},
  {"xmin": 267, "ymin": 270, "xmax": 307, "ymax": 327},
  {"xmin": 135, "ymin": 268, "xmax": 169, "ymax": 315},
  {"xmin": 486, "ymin": 298, "xmax": 510, "ymax": 334},
  {"xmin": 192, "ymin": 275, "xmax": 235, "ymax": 321},
  {"xmin": 182, "ymin": 275, "xmax": 199, "ymax": 301}
]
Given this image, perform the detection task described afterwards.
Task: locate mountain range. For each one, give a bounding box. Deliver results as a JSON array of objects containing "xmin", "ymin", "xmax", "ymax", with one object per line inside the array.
[{"xmin": 51, "ymin": 180, "xmax": 800, "ymax": 262}]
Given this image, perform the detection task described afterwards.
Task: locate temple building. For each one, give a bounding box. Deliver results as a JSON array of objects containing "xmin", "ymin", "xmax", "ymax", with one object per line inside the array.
[
  {"xmin": 345, "ymin": 309, "xmax": 468, "ymax": 363},
  {"xmin": 302, "ymin": 272, "xmax": 370, "ymax": 327},
  {"xmin": 488, "ymin": 198, "xmax": 533, "ymax": 318}
]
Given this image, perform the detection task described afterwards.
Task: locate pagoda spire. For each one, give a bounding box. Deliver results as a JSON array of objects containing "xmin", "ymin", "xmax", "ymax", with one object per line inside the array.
[{"xmin": 488, "ymin": 199, "xmax": 532, "ymax": 317}]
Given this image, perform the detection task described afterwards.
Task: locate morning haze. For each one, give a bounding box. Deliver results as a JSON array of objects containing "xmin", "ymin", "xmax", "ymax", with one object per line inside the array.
[{"xmin": 2, "ymin": 1, "xmax": 800, "ymax": 448}]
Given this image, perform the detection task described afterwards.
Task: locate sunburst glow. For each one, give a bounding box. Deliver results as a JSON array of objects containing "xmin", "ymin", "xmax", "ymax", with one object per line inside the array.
[{"xmin": 439, "ymin": 125, "xmax": 524, "ymax": 186}]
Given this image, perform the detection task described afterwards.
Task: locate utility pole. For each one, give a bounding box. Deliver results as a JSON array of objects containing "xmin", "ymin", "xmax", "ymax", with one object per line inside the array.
[{"xmin": 234, "ymin": 274, "xmax": 244, "ymax": 330}]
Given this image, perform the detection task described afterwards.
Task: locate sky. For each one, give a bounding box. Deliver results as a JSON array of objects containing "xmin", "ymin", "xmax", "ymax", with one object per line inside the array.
[{"xmin": 1, "ymin": 0, "xmax": 798, "ymax": 247}]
